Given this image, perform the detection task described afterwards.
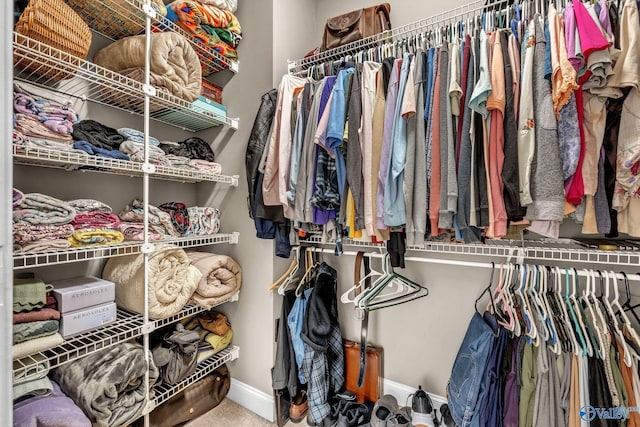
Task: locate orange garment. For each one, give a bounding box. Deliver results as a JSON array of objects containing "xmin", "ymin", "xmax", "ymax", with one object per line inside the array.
[
  {"xmin": 618, "ymin": 339, "xmax": 640, "ymax": 427},
  {"xmin": 429, "ymin": 50, "xmax": 442, "ymax": 236},
  {"xmin": 568, "ymin": 354, "xmax": 580, "ymax": 427}
]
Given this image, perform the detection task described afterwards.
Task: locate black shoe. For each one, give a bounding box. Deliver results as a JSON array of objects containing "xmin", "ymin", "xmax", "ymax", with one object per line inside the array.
[
  {"xmin": 336, "ymin": 401, "xmax": 374, "ymax": 427},
  {"xmin": 411, "ymin": 386, "xmax": 435, "ymax": 427}
]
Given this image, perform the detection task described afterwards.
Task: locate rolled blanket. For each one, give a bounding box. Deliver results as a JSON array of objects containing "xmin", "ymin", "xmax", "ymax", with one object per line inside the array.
[
  {"xmin": 187, "ymin": 207, "xmax": 220, "ymax": 235},
  {"xmin": 14, "ymin": 114, "xmax": 73, "ymax": 144},
  {"xmin": 13, "ymin": 82, "xmax": 79, "ymax": 134},
  {"xmin": 190, "ymin": 159, "xmax": 222, "ymax": 174},
  {"xmin": 71, "ymin": 119, "xmax": 125, "ymax": 151},
  {"xmin": 73, "ymin": 140, "xmax": 130, "ymax": 160},
  {"xmin": 51, "ymin": 342, "xmax": 159, "ymax": 427},
  {"xmin": 102, "ymin": 244, "xmax": 202, "ymax": 319},
  {"xmin": 165, "ymin": 1, "xmax": 242, "ymax": 47},
  {"xmin": 117, "ymin": 127, "xmax": 161, "ymax": 146},
  {"xmin": 16, "ymin": 239, "xmax": 71, "ymax": 254},
  {"xmin": 13, "ymin": 380, "xmax": 92, "ymax": 427},
  {"xmin": 13, "ymin": 129, "xmax": 28, "ymax": 145},
  {"xmin": 93, "ymin": 32, "xmax": 202, "ymax": 102},
  {"xmin": 159, "ymin": 202, "xmax": 190, "ymax": 235},
  {"xmin": 13, "ymin": 222, "xmax": 74, "ymax": 245},
  {"xmin": 13, "ymin": 320, "xmax": 59, "ymax": 344},
  {"xmin": 72, "ymin": 212, "xmax": 120, "ymax": 230},
  {"xmin": 186, "ymin": 251, "xmax": 241, "ymax": 309},
  {"xmin": 13, "ymin": 188, "xmax": 24, "ymax": 209},
  {"xmin": 68, "ymin": 229, "xmax": 125, "ymax": 247},
  {"xmin": 14, "ymin": 193, "xmax": 76, "ymax": 225},
  {"xmin": 13, "ymin": 333, "xmax": 63, "ymax": 359},
  {"xmin": 14, "ymin": 308, "xmax": 61, "ymax": 324},
  {"xmin": 119, "ymin": 222, "xmax": 164, "ymax": 241},
  {"xmin": 160, "ymin": 136, "xmax": 215, "ymax": 162},
  {"xmin": 119, "ymin": 140, "xmax": 168, "ymax": 165},
  {"xmin": 67, "ymin": 199, "xmax": 112, "ymax": 214}
]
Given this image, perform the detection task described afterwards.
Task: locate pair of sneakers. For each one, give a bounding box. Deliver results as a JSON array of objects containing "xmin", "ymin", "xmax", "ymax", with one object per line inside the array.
[
  {"xmin": 410, "ymin": 386, "xmax": 437, "ymax": 427},
  {"xmin": 329, "ymin": 392, "xmax": 374, "ymax": 427},
  {"xmin": 371, "ymin": 395, "xmax": 410, "ymax": 427}
]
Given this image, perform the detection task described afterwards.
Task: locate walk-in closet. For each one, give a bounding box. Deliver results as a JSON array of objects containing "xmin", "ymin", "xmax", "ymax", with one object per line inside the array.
[{"xmin": 5, "ymin": 0, "xmax": 640, "ymax": 426}]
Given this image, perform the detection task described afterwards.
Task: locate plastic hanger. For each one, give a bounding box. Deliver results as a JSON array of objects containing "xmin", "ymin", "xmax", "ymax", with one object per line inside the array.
[
  {"xmin": 602, "ymin": 270, "xmax": 633, "ymax": 366},
  {"xmin": 569, "ymin": 269, "xmax": 594, "ymax": 357},
  {"xmin": 564, "ymin": 268, "xmax": 588, "ymax": 357},
  {"xmin": 538, "ymin": 266, "xmax": 562, "ymax": 354},
  {"xmin": 528, "ymin": 265, "xmax": 550, "ymax": 343},
  {"xmin": 583, "ymin": 269, "xmax": 607, "ymax": 360},
  {"xmin": 488, "ymin": 263, "xmax": 516, "ymax": 331},
  {"xmin": 622, "ymin": 272, "xmax": 640, "ymax": 325},
  {"xmin": 341, "ymin": 255, "xmax": 383, "ymax": 304},
  {"xmin": 555, "ymin": 267, "xmax": 579, "ymax": 355},
  {"xmin": 544, "ymin": 266, "xmax": 570, "ymax": 354},
  {"xmin": 516, "ymin": 265, "xmax": 538, "ymax": 344},
  {"xmin": 295, "ymin": 248, "xmax": 317, "ymax": 297},
  {"xmin": 610, "ymin": 271, "xmax": 640, "ymax": 357}
]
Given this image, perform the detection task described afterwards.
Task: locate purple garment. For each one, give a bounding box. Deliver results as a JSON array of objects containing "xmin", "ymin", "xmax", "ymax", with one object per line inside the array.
[
  {"xmin": 598, "ymin": 0, "xmax": 613, "ymax": 37},
  {"xmin": 376, "ymin": 59, "xmax": 402, "ymax": 229},
  {"xmin": 503, "ymin": 336, "xmax": 520, "ymax": 427},
  {"xmin": 312, "ymin": 77, "xmax": 337, "ymax": 223},
  {"xmin": 564, "ymin": 3, "xmax": 583, "ymax": 72},
  {"xmin": 13, "ymin": 381, "xmax": 91, "ymax": 427}
]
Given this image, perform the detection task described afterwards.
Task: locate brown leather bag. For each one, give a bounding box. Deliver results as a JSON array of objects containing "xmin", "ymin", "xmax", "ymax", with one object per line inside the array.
[
  {"xmin": 344, "ymin": 339, "xmax": 383, "ymax": 403},
  {"xmin": 321, "ymin": 4, "xmax": 391, "ymax": 51}
]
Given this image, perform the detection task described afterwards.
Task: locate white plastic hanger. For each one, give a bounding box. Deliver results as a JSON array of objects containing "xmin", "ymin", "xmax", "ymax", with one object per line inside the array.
[
  {"xmin": 569, "ymin": 269, "xmax": 594, "ymax": 357},
  {"xmin": 555, "ymin": 267, "xmax": 580, "ymax": 356},
  {"xmin": 602, "ymin": 270, "xmax": 633, "ymax": 366},
  {"xmin": 340, "ymin": 256, "xmax": 383, "ymax": 304},
  {"xmin": 582, "ymin": 269, "xmax": 607, "ymax": 360},
  {"xmin": 609, "ymin": 271, "xmax": 640, "ymax": 358}
]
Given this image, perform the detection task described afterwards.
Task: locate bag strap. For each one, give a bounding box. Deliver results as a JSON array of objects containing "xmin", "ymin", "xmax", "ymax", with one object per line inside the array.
[{"xmin": 354, "ymin": 251, "xmax": 371, "ymax": 387}]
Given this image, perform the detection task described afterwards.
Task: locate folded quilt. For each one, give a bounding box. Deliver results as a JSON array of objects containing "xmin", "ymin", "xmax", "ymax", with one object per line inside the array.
[
  {"xmin": 72, "ymin": 119, "xmax": 125, "ymax": 151},
  {"xmin": 119, "ymin": 140, "xmax": 169, "ymax": 165},
  {"xmin": 159, "ymin": 202, "xmax": 190, "ymax": 235},
  {"xmin": 165, "ymin": 154, "xmax": 200, "ymax": 171},
  {"xmin": 93, "ymin": 32, "xmax": 202, "ymax": 102},
  {"xmin": 119, "ymin": 199, "xmax": 179, "ymax": 237},
  {"xmin": 68, "ymin": 229, "xmax": 125, "ymax": 247},
  {"xmin": 13, "ymin": 333, "xmax": 64, "ymax": 360},
  {"xmin": 73, "ymin": 140, "xmax": 130, "ymax": 160},
  {"xmin": 13, "ymin": 320, "xmax": 59, "ymax": 344},
  {"xmin": 14, "ymin": 308, "xmax": 61, "ymax": 324},
  {"xmin": 13, "ymin": 193, "xmax": 76, "ymax": 226},
  {"xmin": 13, "ymin": 278, "xmax": 48, "ymax": 313},
  {"xmin": 16, "ymin": 239, "xmax": 71, "ymax": 254},
  {"xmin": 52, "ymin": 342, "xmax": 159, "ymax": 427},
  {"xmin": 166, "ymin": 1, "xmax": 242, "ymax": 46},
  {"xmin": 190, "ymin": 159, "xmax": 222, "ymax": 174},
  {"xmin": 67, "ymin": 199, "xmax": 113, "ymax": 214},
  {"xmin": 13, "ymin": 82, "xmax": 78, "ymax": 134},
  {"xmin": 13, "ymin": 222, "xmax": 74, "ymax": 245},
  {"xmin": 13, "ymin": 376, "xmax": 53, "ymax": 403},
  {"xmin": 13, "ymin": 353, "xmax": 50, "ymax": 384},
  {"xmin": 72, "ymin": 212, "xmax": 120, "ymax": 230},
  {"xmin": 14, "ymin": 114, "xmax": 73, "ymax": 144},
  {"xmin": 160, "ymin": 136, "xmax": 216, "ymax": 162},
  {"xmin": 117, "ymin": 127, "xmax": 161, "ymax": 146},
  {"xmin": 187, "ymin": 207, "xmax": 220, "ymax": 235},
  {"xmin": 13, "ymin": 128, "xmax": 28, "ymax": 145},
  {"xmin": 187, "ymin": 251, "xmax": 241, "ymax": 309},
  {"xmin": 102, "ymin": 244, "xmax": 202, "ymax": 319},
  {"xmin": 13, "ymin": 380, "xmax": 92, "ymax": 427},
  {"xmin": 119, "ymin": 222, "xmax": 165, "ymax": 241}
]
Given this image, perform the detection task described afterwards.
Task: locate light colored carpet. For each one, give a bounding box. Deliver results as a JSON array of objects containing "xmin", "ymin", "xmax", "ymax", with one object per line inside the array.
[{"xmin": 184, "ymin": 398, "xmax": 297, "ymax": 427}]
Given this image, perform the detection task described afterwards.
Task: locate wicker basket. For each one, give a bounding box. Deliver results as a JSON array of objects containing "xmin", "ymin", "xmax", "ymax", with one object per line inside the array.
[{"xmin": 14, "ymin": 0, "xmax": 92, "ymax": 80}]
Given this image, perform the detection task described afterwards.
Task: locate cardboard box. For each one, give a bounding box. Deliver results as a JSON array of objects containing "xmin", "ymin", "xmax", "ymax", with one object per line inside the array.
[
  {"xmin": 50, "ymin": 276, "xmax": 115, "ymax": 313},
  {"xmin": 60, "ymin": 302, "xmax": 117, "ymax": 338},
  {"xmin": 201, "ymin": 80, "xmax": 223, "ymax": 104},
  {"xmin": 192, "ymin": 96, "xmax": 227, "ymax": 120}
]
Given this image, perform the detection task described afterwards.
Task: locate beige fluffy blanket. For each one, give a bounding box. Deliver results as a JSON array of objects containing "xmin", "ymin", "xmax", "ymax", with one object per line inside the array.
[
  {"xmin": 187, "ymin": 251, "xmax": 241, "ymax": 309},
  {"xmin": 93, "ymin": 32, "xmax": 202, "ymax": 102},
  {"xmin": 103, "ymin": 244, "xmax": 202, "ymax": 319}
]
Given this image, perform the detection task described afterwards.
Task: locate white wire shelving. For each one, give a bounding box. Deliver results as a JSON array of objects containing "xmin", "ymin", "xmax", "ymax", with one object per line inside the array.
[
  {"xmin": 13, "ymin": 232, "xmax": 240, "ymax": 269},
  {"xmin": 13, "ymin": 145, "xmax": 239, "ymax": 186},
  {"xmin": 13, "ymin": 32, "xmax": 238, "ymax": 132},
  {"xmin": 303, "ymin": 236, "xmax": 640, "ymax": 268},
  {"xmin": 12, "ymin": 296, "xmax": 240, "ymax": 381},
  {"xmin": 150, "ymin": 345, "xmax": 240, "ymax": 411},
  {"xmin": 63, "ymin": 0, "xmax": 239, "ymax": 75}
]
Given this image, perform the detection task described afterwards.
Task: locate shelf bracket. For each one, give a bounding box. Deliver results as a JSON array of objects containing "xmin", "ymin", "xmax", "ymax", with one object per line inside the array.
[
  {"xmin": 229, "ymin": 61, "xmax": 239, "ymax": 73},
  {"xmin": 231, "ymin": 175, "xmax": 240, "ymax": 187},
  {"xmin": 228, "ymin": 118, "xmax": 239, "ymax": 130},
  {"xmin": 143, "ymin": 400, "xmax": 156, "ymax": 416},
  {"xmin": 141, "ymin": 243, "xmax": 155, "ymax": 254},
  {"xmin": 142, "ymin": 84, "xmax": 157, "ymax": 97},
  {"xmin": 141, "ymin": 163, "xmax": 156, "ymax": 174},
  {"xmin": 230, "ymin": 232, "xmax": 240, "ymax": 245},
  {"xmin": 142, "ymin": 3, "xmax": 157, "ymax": 19},
  {"xmin": 229, "ymin": 346, "xmax": 240, "ymax": 360}
]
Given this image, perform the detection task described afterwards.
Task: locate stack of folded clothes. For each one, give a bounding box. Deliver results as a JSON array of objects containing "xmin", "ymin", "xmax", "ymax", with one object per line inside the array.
[
  {"xmin": 72, "ymin": 120, "xmax": 129, "ymax": 160},
  {"xmin": 181, "ymin": 310, "xmax": 233, "ymax": 362},
  {"xmin": 160, "ymin": 136, "xmax": 222, "ymax": 174},
  {"xmin": 118, "ymin": 199, "xmax": 179, "ymax": 240},
  {"xmin": 67, "ymin": 199, "xmax": 124, "ymax": 248},
  {"xmin": 12, "ymin": 277, "xmax": 63, "ymax": 360},
  {"xmin": 13, "ymin": 380, "xmax": 92, "ymax": 427}
]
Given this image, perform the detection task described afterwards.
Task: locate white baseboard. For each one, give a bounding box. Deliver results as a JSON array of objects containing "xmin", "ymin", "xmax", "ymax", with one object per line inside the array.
[
  {"xmin": 227, "ymin": 378, "xmax": 447, "ymax": 424},
  {"xmin": 383, "ymin": 378, "xmax": 448, "ymax": 411},
  {"xmin": 226, "ymin": 378, "xmax": 275, "ymax": 422}
]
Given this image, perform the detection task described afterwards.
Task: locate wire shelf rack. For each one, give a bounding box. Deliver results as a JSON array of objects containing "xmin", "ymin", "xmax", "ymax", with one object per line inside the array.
[
  {"xmin": 13, "ymin": 32, "xmax": 238, "ymax": 132},
  {"xmin": 13, "ymin": 232, "xmax": 240, "ymax": 269},
  {"xmin": 63, "ymin": 0, "xmax": 239, "ymax": 75},
  {"xmin": 13, "ymin": 145, "xmax": 239, "ymax": 186},
  {"xmin": 303, "ymin": 236, "xmax": 640, "ymax": 267},
  {"xmin": 151, "ymin": 292, "xmax": 239, "ymax": 331},
  {"xmin": 150, "ymin": 346, "xmax": 240, "ymax": 410}
]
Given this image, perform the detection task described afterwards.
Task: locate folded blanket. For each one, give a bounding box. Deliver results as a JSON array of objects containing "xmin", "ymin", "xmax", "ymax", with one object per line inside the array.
[
  {"xmin": 187, "ymin": 251, "xmax": 241, "ymax": 309},
  {"xmin": 13, "ymin": 279, "xmax": 48, "ymax": 313},
  {"xmin": 159, "ymin": 202, "xmax": 190, "ymax": 235},
  {"xmin": 119, "ymin": 199, "xmax": 179, "ymax": 237},
  {"xmin": 67, "ymin": 199, "xmax": 112, "ymax": 214},
  {"xmin": 14, "ymin": 193, "xmax": 76, "ymax": 226},
  {"xmin": 165, "ymin": 154, "xmax": 200, "ymax": 171},
  {"xmin": 102, "ymin": 244, "xmax": 202, "ymax": 318},
  {"xmin": 72, "ymin": 212, "xmax": 120, "ymax": 230},
  {"xmin": 13, "ymin": 353, "xmax": 50, "ymax": 384},
  {"xmin": 14, "ymin": 308, "xmax": 61, "ymax": 324},
  {"xmin": 13, "ymin": 333, "xmax": 64, "ymax": 359},
  {"xmin": 119, "ymin": 140, "xmax": 168, "ymax": 165},
  {"xmin": 13, "ymin": 320, "xmax": 59, "ymax": 344},
  {"xmin": 16, "ymin": 239, "xmax": 71, "ymax": 254},
  {"xmin": 52, "ymin": 342, "xmax": 159, "ymax": 427},
  {"xmin": 160, "ymin": 136, "xmax": 216, "ymax": 162},
  {"xmin": 68, "ymin": 229, "xmax": 125, "ymax": 247},
  {"xmin": 165, "ymin": 1, "xmax": 242, "ymax": 46},
  {"xmin": 117, "ymin": 127, "xmax": 161, "ymax": 146},
  {"xmin": 13, "ymin": 82, "xmax": 79, "ymax": 134},
  {"xmin": 73, "ymin": 140, "xmax": 130, "ymax": 160},
  {"xmin": 13, "ymin": 222, "xmax": 74, "ymax": 245},
  {"xmin": 190, "ymin": 159, "xmax": 222, "ymax": 174},
  {"xmin": 72, "ymin": 119, "xmax": 125, "ymax": 151},
  {"xmin": 13, "ymin": 381, "xmax": 91, "ymax": 427},
  {"xmin": 93, "ymin": 32, "xmax": 202, "ymax": 102},
  {"xmin": 118, "ymin": 222, "xmax": 164, "ymax": 241},
  {"xmin": 14, "ymin": 114, "xmax": 73, "ymax": 144},
  {"xmin": 13, "ymin": 188, "xmax": 24, "ymax": 208},
  {"xmin": 13, "ymin": 128, "xmax": 28, "ymax": 145},
  {"xmin": 187, "ymin": 207, "xmax": 220, "ymax": 235},
  {"xmin": 182, "ymin": 315, "xmax": 233, "ymax": 363},
  {"xmin": 13, "ymin": 376, "xmax": 53, "ymax": 403}
]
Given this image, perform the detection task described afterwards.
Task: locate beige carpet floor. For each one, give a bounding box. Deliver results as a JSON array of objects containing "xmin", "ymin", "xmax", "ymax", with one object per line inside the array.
[{"xmin": 184, "ymin": 398, "xmax": 297, "ymax": 427}]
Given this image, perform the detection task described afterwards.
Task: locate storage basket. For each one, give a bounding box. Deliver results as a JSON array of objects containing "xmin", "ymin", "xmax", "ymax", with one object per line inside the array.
[{"xmin": 14, "ymin": 0, "xmax": 92, "ymax": 80}]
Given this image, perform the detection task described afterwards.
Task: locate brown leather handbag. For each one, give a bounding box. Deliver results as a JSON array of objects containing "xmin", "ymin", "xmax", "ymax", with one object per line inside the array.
[
  {"xmin": 344, "ymin": 339, "xmax": 383, "ymax": 404},
  {"xmin": 321, "ymin": 4, "xmax": 391, "ymax": 51}
]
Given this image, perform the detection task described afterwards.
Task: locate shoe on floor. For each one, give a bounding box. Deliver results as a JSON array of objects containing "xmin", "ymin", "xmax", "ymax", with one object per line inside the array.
[
  {"xmin": 387, "ymin": 407, "xmax": 411, "ymax": 427},
  {"xmin": 439, "ymin": 404, "xmax": 457, "ymax": 427},
  {"xmin": 370, "ymin": 395, "xmax": 398, "ymax": 427},
  {"xmin": 306, "ymin": 412, "xmax": 337, "ymax": 427},
  {"xmin": 336, "ymin": 401, "xmax": 374, "ymax": 427},
  {"xmin": 290, "ymin": 389, "xmax": 308, "ymax": 423},
  {"xmin": 411, "ymin": 386, "xmax": 435, "ymax": 427}
]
